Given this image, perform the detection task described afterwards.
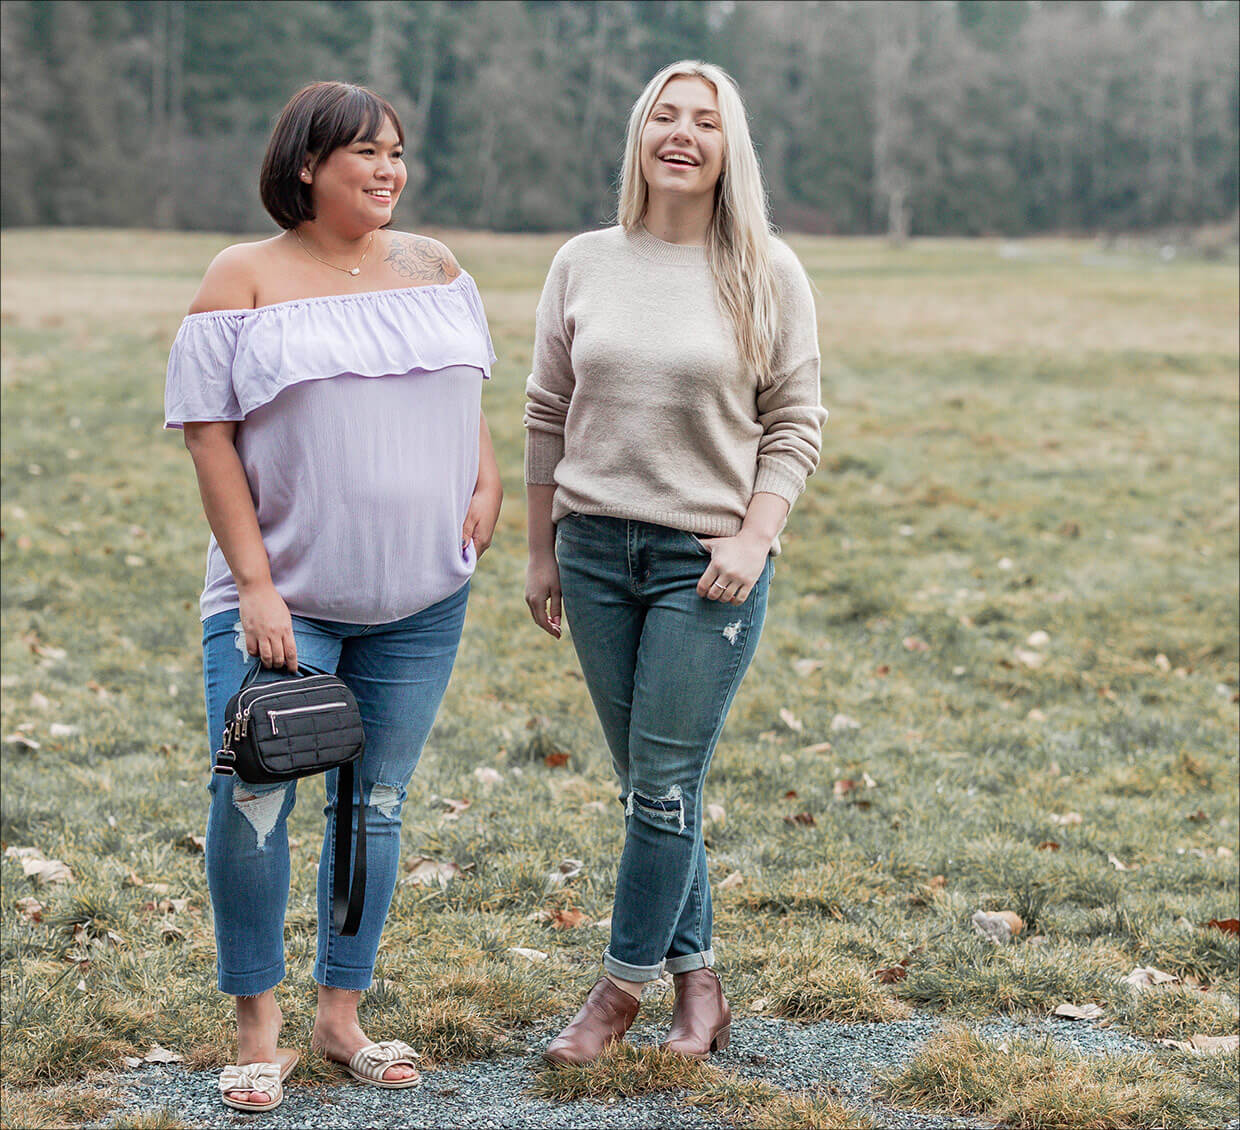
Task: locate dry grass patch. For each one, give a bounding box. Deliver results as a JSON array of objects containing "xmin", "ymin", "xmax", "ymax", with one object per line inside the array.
[
  {"xmin": 880, "ymin": 1025, "xmax": 1235, "ymax": 1129},
  {"xmin": 0, "ymin": 1083, "xmax": 121, "ymax": 1130},
  {"xmin": 1112, "ymin": 984, "xmax": 1239, "ymax": 1041},
  {"xmin": 767, "ymin": 965, "xmax": 913, "ymax": 1024},
  {"xmin": 528, "ymin": 1043, "xmax": 717, "ymax": 1101}
]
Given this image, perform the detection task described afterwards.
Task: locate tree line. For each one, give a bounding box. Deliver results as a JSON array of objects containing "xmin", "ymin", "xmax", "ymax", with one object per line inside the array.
[{"xmin": 2, "ymin": 0, "xmax": 1236, "ymax": 238}]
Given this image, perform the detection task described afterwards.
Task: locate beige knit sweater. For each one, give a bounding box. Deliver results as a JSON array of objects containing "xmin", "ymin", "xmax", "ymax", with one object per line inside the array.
[{"xmin": 523, "ymin": 225, "xmax": 827, "ymax": 543}]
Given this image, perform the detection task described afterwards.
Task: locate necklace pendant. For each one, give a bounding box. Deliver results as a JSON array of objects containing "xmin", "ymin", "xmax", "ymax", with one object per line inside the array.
[{"xmin": 349, "ymin": 267, "xmax": 360, "ymax": 276}]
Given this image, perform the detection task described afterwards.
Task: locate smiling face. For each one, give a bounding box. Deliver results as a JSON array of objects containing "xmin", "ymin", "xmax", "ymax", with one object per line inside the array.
[
  {"xmin": 302, "ymin": 116, "xmax": 407, "ymax": 232},
  {"xmin": 639, "ymin": 76, "xmax": 725, "ymax": 206}
]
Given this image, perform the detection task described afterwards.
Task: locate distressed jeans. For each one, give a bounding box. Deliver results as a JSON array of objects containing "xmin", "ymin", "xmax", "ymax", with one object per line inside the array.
[
  {"xmin": 200, "ymin": 581, "xmax": 468, "ymax": 997},
  {"xmin": 555, "ymin": 515, "xmax": 770, "ymax": 982}
]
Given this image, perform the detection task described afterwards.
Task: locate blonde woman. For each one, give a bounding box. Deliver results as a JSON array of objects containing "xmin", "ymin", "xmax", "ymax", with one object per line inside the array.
[{"xmin": 524, "ymin": 61, "xmax": 826, "ymax": 1064}]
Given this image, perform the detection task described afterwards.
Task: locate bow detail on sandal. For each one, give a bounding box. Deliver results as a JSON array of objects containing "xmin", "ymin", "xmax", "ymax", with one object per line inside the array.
[
  {"xmin": 346, "ymin": 1039, "xmax": 422, "ymax": 1088},
  {"xmin": 219, "ymin": 1059, "xmax": 292, "ymax": 1112}
]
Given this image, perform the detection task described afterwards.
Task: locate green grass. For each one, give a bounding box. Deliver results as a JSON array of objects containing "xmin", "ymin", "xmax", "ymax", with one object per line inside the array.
[{"xmin": 1, "ymin": 228, "xmax": 1237, "ymax": 1124}]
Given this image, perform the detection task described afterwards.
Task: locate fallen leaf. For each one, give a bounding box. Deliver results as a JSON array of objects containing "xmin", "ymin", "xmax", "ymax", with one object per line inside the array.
[
  {"xmin": 1053, "ymin": 1002, "xmax": 1105, "ymax": 1021},
  {"xmin": 972, "ymin": 909, "xmax": 1024, "ymax": 944},
  {"xmin": 784, "ymin": 812, "xmax": 816, "ymax": 827},
  {"xmin": 15, "ymin": 896, "xmax": 44, "ymax": 922},
  {"xmin": 928, "ymin": 875, "xmax": 947, "ymax": 890},
  {"xmin": 873, "ymin": 966, "xmax": 908, "ymax": 984},
  {"xmin": 874, "ymin": 664, "xmax": 890, "ymax": 676},
  {"xmin": 48, "ymin": 723, "xmax": 79, "ymax": 738},
  {"xmin": 833, "ymin": 779, "xmax": 857, "ymax": 799},
  {"xmin": 778, "ymin": 708, "xmax": 803, "ymax": 733},
  {"xmin": 1184, "ymin": 809, "xmax": 1208, "ymax": 823},
  {"xmin": 1014, "ymin": 648, "xmax": 1045, "ymax": 669},
  {"xmin": 4, "ymin": 848, "xmax": 74, "ymax": 886},
  {"xmin": 792, "ymin": 659, "xmax": 824, "ymax": 677},
  {"xmin": 1026, "ymin": 709, "xmax": 1047, "ymax": 722},
  {"xmin": 705, "ymin": 803, "xmax": 726, "ymax": 825},
  {"xmin": 29, "ymin": 692, "xmax": 50, "ymax": 711},
  {"xmin": 402, "ymin": 857, "xmax": 465, "ymax": 887},
  {"xmin": 902, "ymin": 636, "xmax": 930, "ymax": 652},
  {"xmin": 1154, "ymin": 653, "xmax": 1172, "ymax": 672},
  {"xmin": 1036, "ymin": 840, "xmax": 1061, "ymax": 851},
  {"xmin": 593, "ymin": 915, "xmax": 611, "ymax": 929},
  {"xmin": 750, "ymin": 997, "xmax": 769, "ymax": 1012},
  {"xmin": 473, "ymin": 766, "xmax": 502, "ymax": 785},
  {"xmin": 1108, "ymin": 852, "xmax": 1136, "ymax": 872},
  {"xmin": 1121, "ymin": 966, "xmax": 1178, "ymax": 990},
  {"xmin": 142, "ymin": 1045, "xmax": 183, "ymax": 1064},
  {"xmin": 784, "ymin": 789, "xmax": 799, "ymax": 799},
  {"xmin": 543, "ymin": 751, "xmax": 570, "ymax": 768},
  {"xmin": 861, "ymin": 772, "xmax": 878, "ymax": 789},
  {"xmin": 1206, "ymin": 918, "xmax": 1239, "ymax": 936},
  {"xmin": 3, "ymin": 733, "xmax": 41, "ymax": 751},
  {"xmin": 1026, "ymin": 630, "xmax": 1050, "ymax": 648},
  {"xmin": 508, "ymin": 947, "xmax": 548, "ymax": 962},
  {"xmin": 86, "ymin": 680, "xmax": 110, "ymax": 699},
  {"xmin": 159, "ymin": 917, "xmax": 185, "ymax": 942},
  {"xmin": 1050, "ymin": 812, "xmax": 1083, "ymax": 826},
  {"xmin": 549, "ymin": 907, "xmax": 589, "ymax": 930},
  {"xmin": 799, "ymin": 742, "xmax": 833, "ymax": 754},
  {"xmin": 830, "ymin": 713, "xmax": 860, "ymax": 732},
  {"xmin": 122, "ymin": 1056, "xmax": 142, "ymax": 1069},
  {"xmin": 1161, "ymin": 1034, "xmax": 1240, "ymax": 1055},
  {"xmin": 438, "ymin": 797, "xmax": 471, "ymax": 817},
  {"xmin": 719, "ymin": 871, "xmax": 745, "ymax": 891},
  {"xmin": 545, "ymin": 858, "xmax": 584, "ymax": 887}
]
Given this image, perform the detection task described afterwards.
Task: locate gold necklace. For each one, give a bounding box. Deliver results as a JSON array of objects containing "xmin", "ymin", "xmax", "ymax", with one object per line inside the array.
[{"xmin": 294, "ymin": 230, "xmax": 374, "ymax": 277}]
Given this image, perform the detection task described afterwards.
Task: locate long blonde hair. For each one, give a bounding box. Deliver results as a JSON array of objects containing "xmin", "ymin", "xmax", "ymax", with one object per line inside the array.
[{"xmin": 617, "ymin": 61, "xmax": 778, "ymax": 385}]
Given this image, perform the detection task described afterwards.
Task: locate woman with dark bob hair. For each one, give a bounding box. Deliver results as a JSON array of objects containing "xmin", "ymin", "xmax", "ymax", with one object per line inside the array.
[{"xmin": 165, "ymin": 81, "xmax": 501, "ymax": 1111}]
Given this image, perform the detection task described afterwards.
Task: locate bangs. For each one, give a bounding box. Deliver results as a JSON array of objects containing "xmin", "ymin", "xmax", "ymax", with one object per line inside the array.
[{"xmin": 308, "ymin": 87, "xmax": 405, "ymax": 158}]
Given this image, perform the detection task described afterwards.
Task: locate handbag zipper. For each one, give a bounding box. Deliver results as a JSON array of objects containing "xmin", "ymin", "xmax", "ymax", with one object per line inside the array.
[
  {"xmin": 267, "ymin": 701, "xmax": 348, "ymax": 735},
  {"xmin": 234, "ymin": 677, "xmax": 340, "ymax": 737}
]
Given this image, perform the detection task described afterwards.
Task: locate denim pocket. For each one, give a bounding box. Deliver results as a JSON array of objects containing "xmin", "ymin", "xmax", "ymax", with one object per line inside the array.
[{"xmin": 684, "ymin": 531, "xmax": 711, "ymax": 557}]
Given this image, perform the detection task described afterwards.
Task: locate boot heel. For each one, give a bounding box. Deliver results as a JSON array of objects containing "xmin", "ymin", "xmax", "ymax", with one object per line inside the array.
[{"xmin": 710, "ymin": 1025, "xmax": 731, "ymax": 1052}]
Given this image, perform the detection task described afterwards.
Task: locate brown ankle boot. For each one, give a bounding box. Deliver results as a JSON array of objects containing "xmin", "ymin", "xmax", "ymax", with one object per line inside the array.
[
  {"xmin": 542, "ymin": 978, "xmax": 640, "ymax": 1066},
  {"xmin": 661, "ymin": 968, "xmax": 731, "ymax": 1059}
]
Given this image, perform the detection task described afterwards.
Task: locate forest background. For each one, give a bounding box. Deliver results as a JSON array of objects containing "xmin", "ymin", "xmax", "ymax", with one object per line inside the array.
[{"xmin": 2, "ymin": 0, "xmax": 1238, "ymax": 240}]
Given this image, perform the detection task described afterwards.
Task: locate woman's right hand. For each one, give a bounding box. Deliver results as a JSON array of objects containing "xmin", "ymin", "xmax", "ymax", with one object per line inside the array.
[
  {"xmin": 238, "ymin": 582, "xmax": 298, "ymax": 670},
  {"xmin": 525, "ymin": 554, "xmax": 562, "ymax": 639}
]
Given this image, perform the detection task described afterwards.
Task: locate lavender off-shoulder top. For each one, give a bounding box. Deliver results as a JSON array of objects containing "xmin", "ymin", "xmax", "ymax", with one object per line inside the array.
[{"xmin": 165, "ymin": 274, "xmax": 496, "ymax": 624}]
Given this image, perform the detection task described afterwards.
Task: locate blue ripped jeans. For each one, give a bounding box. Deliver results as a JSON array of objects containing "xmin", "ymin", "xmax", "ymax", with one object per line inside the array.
[
  {"xmin": 555, "ymin": 515, "xmax": 770, "ymax": 982},
  {"xmin": 200, "ymin": 582, "xmax": 468, "ymax": 996}
]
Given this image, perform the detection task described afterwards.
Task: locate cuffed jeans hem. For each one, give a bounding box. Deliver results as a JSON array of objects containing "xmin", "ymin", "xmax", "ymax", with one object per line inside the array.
[
  {"xmin": 312, "ymin": 963, "xmax": 375, "ymax": 992},
  {"xmin": 218, "ymin": 960, "xmax": 285, "ymax": 998},
  {"xmin": 664, "ymin": 949, "xmax": 715, "ymax": 975},
  {"xmin": 602, "ymin": 948, "xmax": 665, "ymax": 983}
]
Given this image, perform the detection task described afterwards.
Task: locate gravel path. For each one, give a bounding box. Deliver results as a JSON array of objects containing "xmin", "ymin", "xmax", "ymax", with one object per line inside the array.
[{"xmin": 84, "ymin": 1015, "xmax": 1184, "ymax": 1129}]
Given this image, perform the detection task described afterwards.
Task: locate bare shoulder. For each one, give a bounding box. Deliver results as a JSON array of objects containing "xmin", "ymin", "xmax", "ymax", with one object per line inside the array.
[
  {"xmin": 382, "ymin": 230, "xmax": 462, "ymax": 286},
  {"xmin": 187, "ymin": 238, "xmax": 277, "ymax": 314}
]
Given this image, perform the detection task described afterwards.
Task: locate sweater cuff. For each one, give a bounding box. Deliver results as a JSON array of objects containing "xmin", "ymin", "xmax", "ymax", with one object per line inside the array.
[
  {"xmin": 524, "ymin": 429, "xmax": 565, "ymax": 485},
  {"xmin": 753, "ymin": 460, "xmax": 806, "ymax": 508}
]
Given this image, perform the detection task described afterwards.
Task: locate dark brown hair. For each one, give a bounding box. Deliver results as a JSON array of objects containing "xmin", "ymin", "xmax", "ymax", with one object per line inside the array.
[{"xmin": 260, "ymin": 81, "xmax": 405, "ymax": 229}]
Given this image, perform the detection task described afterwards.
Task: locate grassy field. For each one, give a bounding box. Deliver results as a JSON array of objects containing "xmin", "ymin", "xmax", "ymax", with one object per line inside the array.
[{"xmin": 1, "ymin": 228, "xmax": 1237, "ymax": 1128}]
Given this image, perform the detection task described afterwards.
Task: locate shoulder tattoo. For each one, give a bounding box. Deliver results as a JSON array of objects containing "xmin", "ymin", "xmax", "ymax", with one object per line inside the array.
[{"xmin": 385, "ymin": 235, "xmax": 454, "ymax": 283}]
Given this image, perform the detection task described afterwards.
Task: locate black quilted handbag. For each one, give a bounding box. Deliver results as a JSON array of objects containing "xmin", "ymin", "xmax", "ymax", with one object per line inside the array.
[{"xmin": 213, "ymin": 663, "xmax": 367, "ymax": 936}]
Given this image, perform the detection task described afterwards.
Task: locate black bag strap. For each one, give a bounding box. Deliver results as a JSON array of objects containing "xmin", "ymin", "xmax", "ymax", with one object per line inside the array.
[
  {"xmin": 237, "ymin": 659, "xmax": 334, "ymax": 691},
  {"xmin": 332, "ymin": 760, "xmax": 368, "ymax": 937}
]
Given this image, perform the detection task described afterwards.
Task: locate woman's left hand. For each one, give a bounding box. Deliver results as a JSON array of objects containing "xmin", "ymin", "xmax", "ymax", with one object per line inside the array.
[
  {"xmin": 463, "ymin": 483, "xmax": 503, "ymax": 557},
  {"xmin": 695, "ymin": 530, "xmax": 772, "ymax": 604}
]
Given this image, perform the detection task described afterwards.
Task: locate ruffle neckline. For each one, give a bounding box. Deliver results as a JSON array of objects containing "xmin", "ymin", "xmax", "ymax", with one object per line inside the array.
[{"xmin": 165, "ymin": 272, "xmax": 496, "ymax": 428}]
